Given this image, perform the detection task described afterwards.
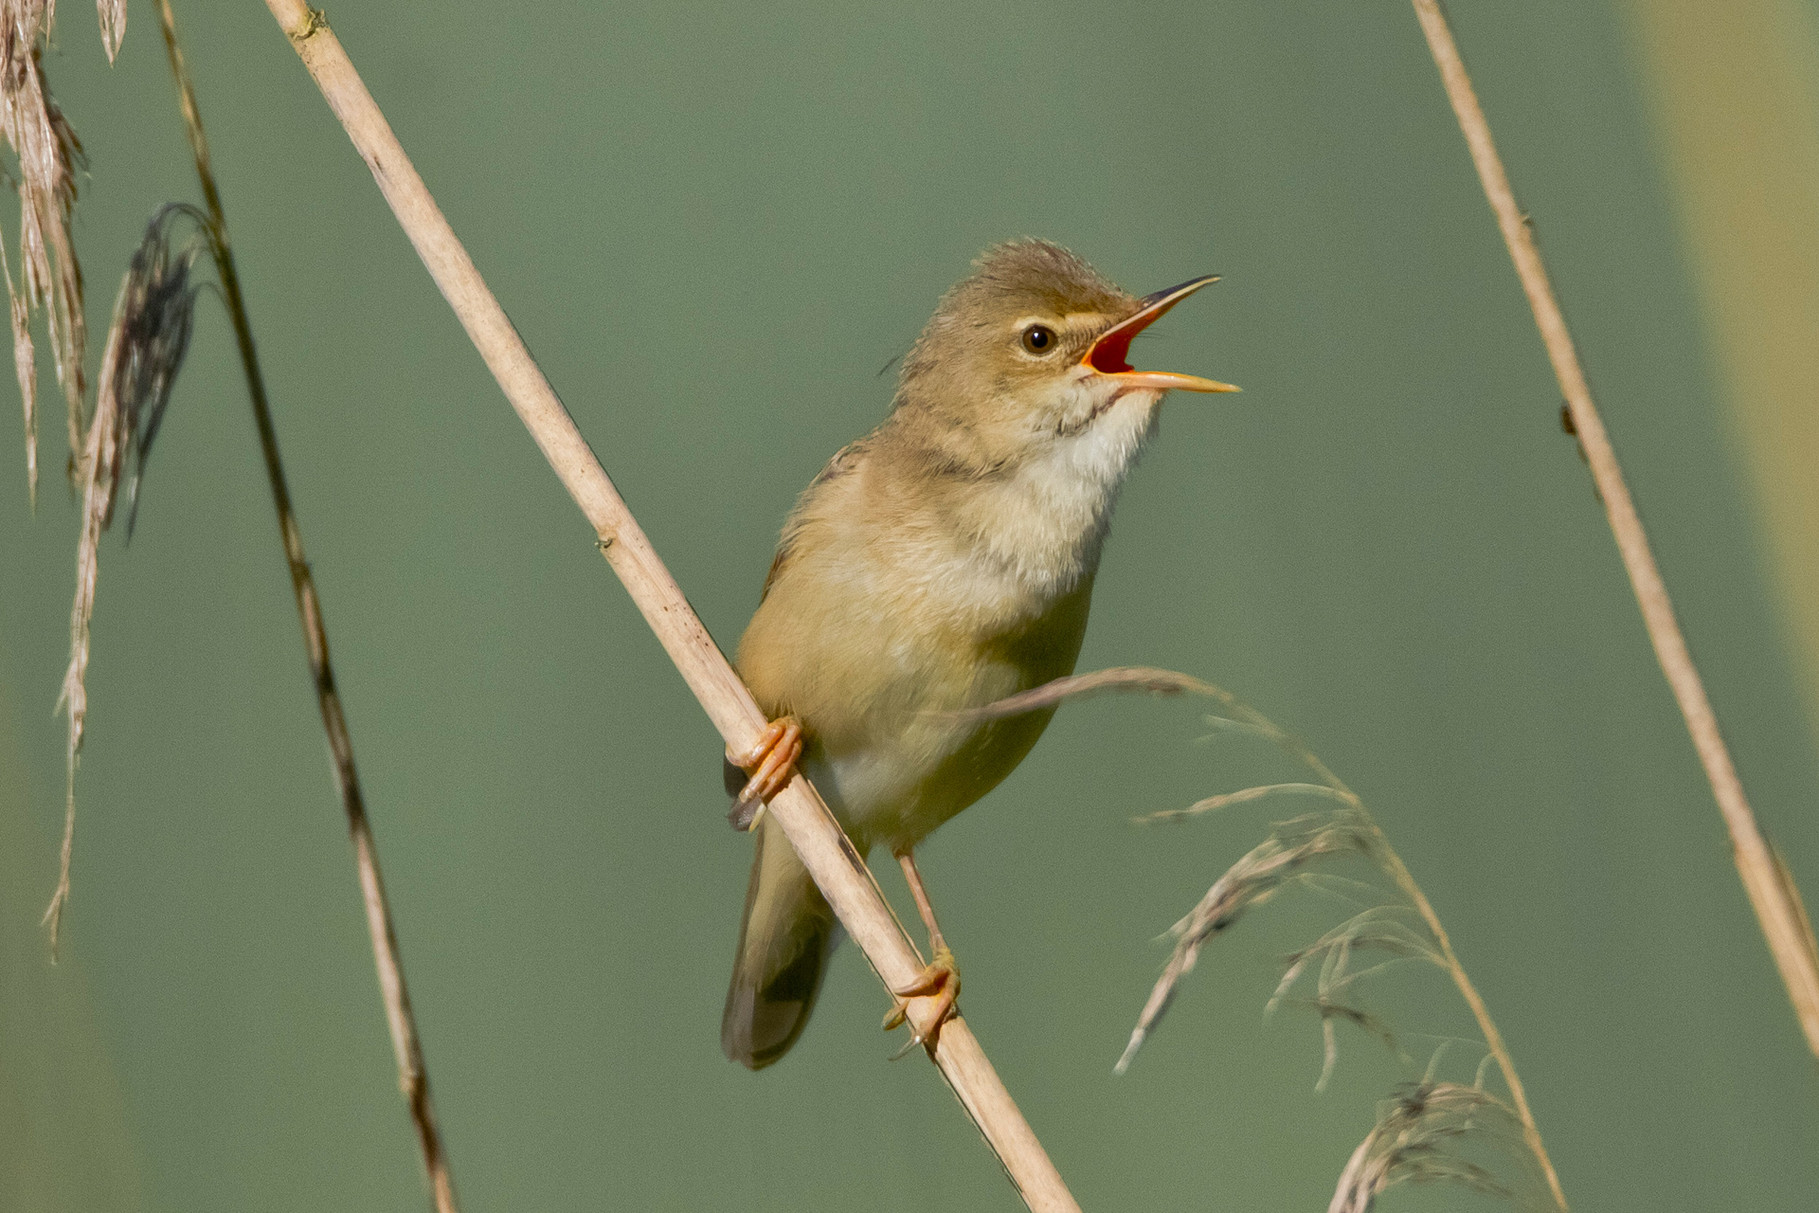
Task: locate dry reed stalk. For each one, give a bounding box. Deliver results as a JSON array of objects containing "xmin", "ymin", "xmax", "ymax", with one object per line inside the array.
[
  {"xmin": 256, "ymin": 3, "xmax": 1078, "ymax": 1208},
  {"xmin": 1411, "ymin": 0, "xmax": 1819, "ymax": 1057},
  {"xmin": 156, "ymin": 3, "xmax": 457, "ymax": 1208},
  {"xmin": 965, "ymin": 667, "xmax": 1569, "ymax": 1211}
]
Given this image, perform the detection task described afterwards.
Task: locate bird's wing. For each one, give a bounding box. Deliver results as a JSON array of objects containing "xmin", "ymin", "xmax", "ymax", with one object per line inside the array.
[{"xmin": 760, "ymin": 438, "xmax": 869, "ymax": 602}]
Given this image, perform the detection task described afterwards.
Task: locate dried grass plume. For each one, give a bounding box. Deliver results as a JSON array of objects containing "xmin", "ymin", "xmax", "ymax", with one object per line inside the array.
[
  {"xmin": 46, "ymin": 202, "xmax": 208, "ymax": 949},
  {"xmin": 0, "ymin": 0, "xmax": 87, "ymax": 504},
  {"xmin": 98, "ymin": 0, "xmax": 127, "ymax": 62},
  {"xmin": 968, "ymin": 666, "xmax": 1570, "ymax": 1211},
  {"xmin": 1329, "ymin": 1081, "xmax": 1549, "ymax": 1213}
]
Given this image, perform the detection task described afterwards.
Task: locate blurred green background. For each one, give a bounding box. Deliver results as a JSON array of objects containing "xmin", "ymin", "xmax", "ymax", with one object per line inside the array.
[{"xmin": 5, "ymin": 1, "xmax": 1819, "ymax": 1208}]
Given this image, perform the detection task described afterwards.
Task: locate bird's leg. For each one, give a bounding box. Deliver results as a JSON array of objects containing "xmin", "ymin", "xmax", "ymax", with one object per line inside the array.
[
  {"xmin": 725, "ymin": 716, "xmax": 803, "ymax": 831},
  {"xmin": 882, "ymin": 850, "xmax": 960, "ymax": 1054}
]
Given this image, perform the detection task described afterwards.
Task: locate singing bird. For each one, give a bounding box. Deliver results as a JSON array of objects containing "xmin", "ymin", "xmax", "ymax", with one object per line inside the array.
[{"xmin": 722, "ymin": 239, "xmax": 1236, "ymax": 1068}]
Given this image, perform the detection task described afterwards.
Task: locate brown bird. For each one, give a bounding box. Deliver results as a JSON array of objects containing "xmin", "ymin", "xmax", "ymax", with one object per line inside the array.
[{"xmin": 721, "ymin": 239, "xmax": 1236, "ymax": 1068}]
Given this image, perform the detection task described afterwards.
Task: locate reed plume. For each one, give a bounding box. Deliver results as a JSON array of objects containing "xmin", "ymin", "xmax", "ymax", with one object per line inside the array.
[
  {"xmin": 0, "ymin": 0, "xmax": 87, "ymax": 505},
  {"xmin": 1329, "ymin": 1080, "xmax": 1549, "ymax": 1213},
  {"xmin": 98, "ymin": 0, "xmax": 127, "ymax": 62},
  {"xmin": 965, "ymin": 666, "xmax": 1569, "ymax": 1210},
  {"xmin": 45, "ymin": 203, "xmax": 208, "ymax": 950}
]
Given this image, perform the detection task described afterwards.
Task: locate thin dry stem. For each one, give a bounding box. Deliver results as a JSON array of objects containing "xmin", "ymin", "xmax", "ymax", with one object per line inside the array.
[
  {"xmin": 978, "ymin": 666, "xmax": 1568, "ymax": 1211},
  {"xmin": 1137, "ymin": 782, "xmax": 1349, "ymax": 824},
  {"xmin": 258, "ymin": 3, "xmax": 1076, "ymax": 1208},
  {"xmin": 1411, "ymin": 0, "xmax": 1819, "ymax": 1056},
  {"xmin": 954, "ymin": 665, "xmax": 1217, "ymax": 721},
  {"xmin": 159, "ymin": 3, "xmax": 457, "ymax": 1209}
]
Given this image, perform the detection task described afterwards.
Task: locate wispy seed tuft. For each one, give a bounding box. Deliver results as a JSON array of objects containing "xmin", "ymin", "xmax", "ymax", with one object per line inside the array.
[
  {"xmin": 97, "ymin": 0, "xmax": 127, "ymax": 62},
  {"xmin": 970, "ymin": 665, "xmax": 1571, "ymax": 1209},
  {"xmin": 1114, "ymin": 806, "xmax": 1384, "ymax": 1075},
  {"xmin": 46, "ymin": 202, "xmax": 211, "ymax": 951},
  {"xmin": 0, "ymin": 2, "xmax": 87, "ymax": 504},
  {"xmin": 112, "ymin": 203, "xmax": 209, "ymax": 534},
  {"xmin": 1328, "ymin": 1081, "xmax": 1547, "ymax": 1213}
]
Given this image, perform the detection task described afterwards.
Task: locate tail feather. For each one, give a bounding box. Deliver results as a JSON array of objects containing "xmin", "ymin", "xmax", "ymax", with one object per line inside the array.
[{"xmin": 722, "ymin": 815, "xmax": 839, "ymax": 1068}]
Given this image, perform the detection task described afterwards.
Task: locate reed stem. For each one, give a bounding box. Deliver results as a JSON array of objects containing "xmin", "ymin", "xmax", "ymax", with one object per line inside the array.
[
  {"xmin": 1411, "ymin": 0, "xmax": 1819, "ymax": 1058},
  {"xmin": 255, "ymin": 3, "xmax": 1078, "ymax": 1208},
  {"xmin": 158, "ymin": 4, "xmax": 457, "ymax": 1208}
]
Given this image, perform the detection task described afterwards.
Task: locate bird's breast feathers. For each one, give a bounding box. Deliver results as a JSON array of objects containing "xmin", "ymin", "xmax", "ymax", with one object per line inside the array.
[{"xmin": 734, "ymin": 414, "xmax": 1147, "ymax": 845}]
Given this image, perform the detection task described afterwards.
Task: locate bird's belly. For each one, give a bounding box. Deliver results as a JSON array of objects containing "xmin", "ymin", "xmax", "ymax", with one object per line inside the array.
[
  {"xmin": 798, "ymin": 580, "xmax": 1093, "ymax": 854},
  {"xmin": 814, "ymin": 697, "xmax": 1055, "ymax": 853}
]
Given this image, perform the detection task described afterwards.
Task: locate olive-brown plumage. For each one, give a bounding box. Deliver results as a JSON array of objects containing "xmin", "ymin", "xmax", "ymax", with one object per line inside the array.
[{"xmin": 722, "ymin": 240, "xmax": 1235, "ymax": 1068}]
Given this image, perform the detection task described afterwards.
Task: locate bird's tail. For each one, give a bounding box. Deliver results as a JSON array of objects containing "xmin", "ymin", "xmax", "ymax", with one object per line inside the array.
[{"xmin": 722, "ymin": 813, "xmax": 840, "ymax": 1069}]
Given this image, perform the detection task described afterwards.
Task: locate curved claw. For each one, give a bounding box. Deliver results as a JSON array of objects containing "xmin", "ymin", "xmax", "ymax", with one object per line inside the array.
[
  {"xmin": 727, "ymin": 716, "xmax": 803, "ymax": 830},
  {"xmin": 882, "ymin": 945, "xmax": 960, "ymax": 1057}
]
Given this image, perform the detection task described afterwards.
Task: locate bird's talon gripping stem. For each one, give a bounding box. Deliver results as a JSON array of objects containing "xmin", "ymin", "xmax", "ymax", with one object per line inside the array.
[
  {"xmin": 882, "ymin": 944, "xmax": 960, "ymax": 1056},
  {"xmin": 882, "ymin": 851, "xmax": 961, "ymax": 1055},
  {"xmin": 727, "ymin": 716, "xmax": 803, "ymax": 831}
]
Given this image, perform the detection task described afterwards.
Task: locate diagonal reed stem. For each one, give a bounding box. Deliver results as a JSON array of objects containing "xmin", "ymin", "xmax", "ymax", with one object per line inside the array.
[
  {"xmin": 157, "ymin": 4, "xmax": 458, "ymax": 1209},
  {"xmin": 1409, "ymin": 0, "xmax": 1819, "ymax": 1058},
  {"xmin": 255, "ymin": 3, "xmax": 1078, "ymax": 1209}
]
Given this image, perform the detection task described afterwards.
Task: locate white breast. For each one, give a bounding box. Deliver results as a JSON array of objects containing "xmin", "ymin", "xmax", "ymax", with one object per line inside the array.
[{"xmin": 968, "ymin": 387, "xmax": 1162, "ymax": 598}]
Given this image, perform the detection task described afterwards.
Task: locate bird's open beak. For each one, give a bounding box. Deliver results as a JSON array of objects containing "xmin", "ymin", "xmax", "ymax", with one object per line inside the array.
[{"xmin": 1081, "ymin": 275, "xmax": 1240, "ymax": 393}]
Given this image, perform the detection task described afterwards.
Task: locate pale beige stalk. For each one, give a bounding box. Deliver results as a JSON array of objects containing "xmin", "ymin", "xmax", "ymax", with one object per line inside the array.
[
  {"xmin": 157, "ymin": 3, "xmax": 458, "ymax": 1209},
  {"xmin": 1411, "ymin": 0, "xmax": 1819, "ymax": 1058},
  {"xmin": 256, "ymin": 3, "xmax": 1078, "ymax": 1208}
]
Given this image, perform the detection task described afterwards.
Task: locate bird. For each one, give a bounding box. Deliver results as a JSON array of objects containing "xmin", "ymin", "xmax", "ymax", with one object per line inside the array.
[{"xmin": 721, "ymin": 239, "xmax": 1237, "ymax": 1069}]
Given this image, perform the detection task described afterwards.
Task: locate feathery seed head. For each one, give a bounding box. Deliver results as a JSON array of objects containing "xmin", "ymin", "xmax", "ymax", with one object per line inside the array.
[
  {"xmin": 47, "ymin": 201, "xmax": 211, "ymax": 950},
  {"xmin": 1328, "ymin": 1082, "xmax": 1548, "ymax": 1213},
  {"xmin": 0, "ymin": 6, "xmax": 86, "ymax": 501}
]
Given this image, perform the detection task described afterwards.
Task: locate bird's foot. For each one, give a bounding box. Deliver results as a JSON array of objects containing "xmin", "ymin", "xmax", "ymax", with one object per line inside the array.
[
  {"xmin": 726, "ymin": 716, "xmax": 803, "ymax": 831},
  {"xmin": 882, "ymin": 944, "xmax": 960, "ymax": 1057}
]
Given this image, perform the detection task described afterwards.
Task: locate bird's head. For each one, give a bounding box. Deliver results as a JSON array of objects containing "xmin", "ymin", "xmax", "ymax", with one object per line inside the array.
[{"xmin": 894, "ymin": 239, "xmax": 1237, "ymax": 472}]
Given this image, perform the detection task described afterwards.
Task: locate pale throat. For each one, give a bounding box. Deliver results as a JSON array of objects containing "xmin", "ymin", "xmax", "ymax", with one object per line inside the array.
[{"xmin": 968, "ymin": 382, "xmax": 1161, "ymax": 596}]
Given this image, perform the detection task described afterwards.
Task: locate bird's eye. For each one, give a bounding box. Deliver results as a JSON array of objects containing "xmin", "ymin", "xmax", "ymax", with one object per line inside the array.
[{"xmin": 1020, "ymin": 324, "xmax": 1058, "ymax": 355}]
